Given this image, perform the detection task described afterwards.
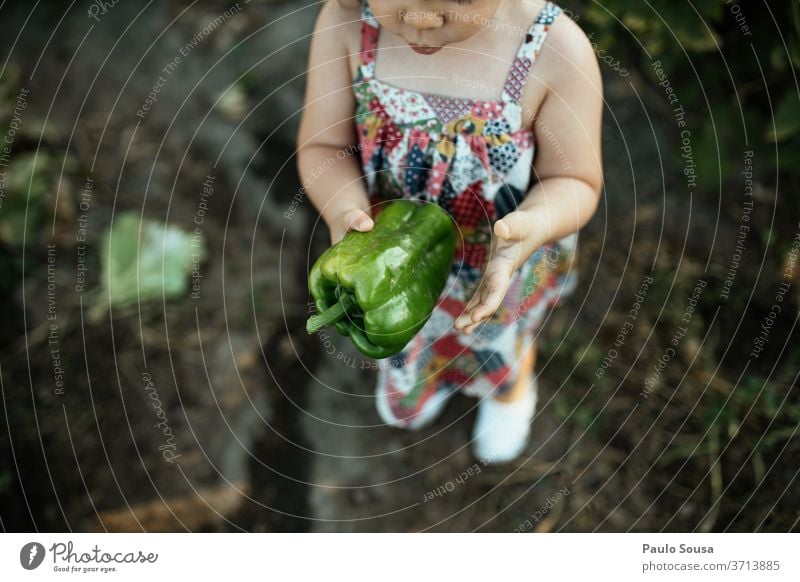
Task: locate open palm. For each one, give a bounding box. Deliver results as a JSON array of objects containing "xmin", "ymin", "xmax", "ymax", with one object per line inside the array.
[{"xmin": 454, "ymin": 211, "xmax": 540, "ymax": 334}]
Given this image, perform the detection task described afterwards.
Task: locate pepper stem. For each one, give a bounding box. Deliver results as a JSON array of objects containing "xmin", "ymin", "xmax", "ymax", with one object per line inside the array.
[{"xmin": 306, "ymin": 292, "xmax": 358, "ymax": 334}]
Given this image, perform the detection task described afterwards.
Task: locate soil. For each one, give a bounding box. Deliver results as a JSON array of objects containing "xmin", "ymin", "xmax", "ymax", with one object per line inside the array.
[{"xmin": 0, "ymin": 0, "xmax": 798, "ymax": 533}]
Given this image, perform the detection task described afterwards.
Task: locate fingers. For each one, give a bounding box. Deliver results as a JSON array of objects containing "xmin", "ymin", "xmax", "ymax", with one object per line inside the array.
[
  {"xmin": 467, "ymin": 287, "xmax": 505, "ymax": 333},
  {"xmin": 454, "ymin": 273, "xmax": 509, "ymax": 334},
  {"xmin": 494, "ymin": 211, "xmax": 532, "ymax": 242},
  {"xmin": 454, "ymin": 282, "xmax": 488, "ymax": 329},
  {"xmin": 330, "ymin": 208, "xmax": 374, "ymax": 244},
  {"xmin": 454, "ymin": 297, "xmax": 481, "ymax": 331},
  {"xmin": 462, "ymin": 319, "xmax": 483, "ymax": 335},
  {"xmin": 343, "ymin": 208, "xmax": 374, "ymax": 232},
  {"xmin": 452, "ymin": 217, "xmax": 533, "ymax": 334},
  {"xmin": 471, "ymin": 282, "xmax": 502, "ymax": 321}
]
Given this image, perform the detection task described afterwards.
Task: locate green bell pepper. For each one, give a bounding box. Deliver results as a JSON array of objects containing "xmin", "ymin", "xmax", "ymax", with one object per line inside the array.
[{"xmin": 306, "ymin": 200, "xmax": 456, "ymax": 359}]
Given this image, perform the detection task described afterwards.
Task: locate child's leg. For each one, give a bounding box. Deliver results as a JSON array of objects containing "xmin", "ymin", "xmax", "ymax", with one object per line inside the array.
[
  {"xmin": 493, "ymin": 341, "xmax": 537, "ymax": 403},
  {"xmin": 472, "ymin": 339, "xmax": 539, "ymax": 463}
]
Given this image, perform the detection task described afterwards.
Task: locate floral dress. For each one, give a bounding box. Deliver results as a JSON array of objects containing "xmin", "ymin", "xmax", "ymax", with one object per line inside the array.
[{"xmin": 353, "ymin": 0, "xmax": 577, "ymax": 426}]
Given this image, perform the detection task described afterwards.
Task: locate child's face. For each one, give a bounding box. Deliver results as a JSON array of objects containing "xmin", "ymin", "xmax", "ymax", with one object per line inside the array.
[{"xmin": 368, "ymin": 0, "xmax": 503, "ymax": 55}]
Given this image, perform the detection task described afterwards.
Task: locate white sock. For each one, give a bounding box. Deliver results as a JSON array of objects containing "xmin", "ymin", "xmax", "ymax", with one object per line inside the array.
[{"xmin": 471, "ymin": 378, "xmax": 538, "ymax": 464}]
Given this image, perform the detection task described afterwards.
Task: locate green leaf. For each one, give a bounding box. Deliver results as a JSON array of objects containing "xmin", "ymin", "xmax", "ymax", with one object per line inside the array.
[
  {"xmin": 4, "ymin": 152, "xmax": 49, "ymax": 196},
  {"xmin": 767, "ymin": 92, "xmax": 800, "ymax": 142},
  {"xmin": 692, "ymin": 113, "xmax": 734, "ymax": 187},
  {"xmin": 0, "ymin": 152, "xmax": 49, "ymax": 246},
  {"xmin": 770, "ymin": 137, "xmax": 800, "ymax": 174},
  {"xmin": 100, "ymin": 212, "xmax": 205, "ymax": 308}
]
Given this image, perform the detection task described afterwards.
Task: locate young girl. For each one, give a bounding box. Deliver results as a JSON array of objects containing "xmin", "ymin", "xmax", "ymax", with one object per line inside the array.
[{"xmin": 297, "ymin": 0, "xmax": 603, "ymax": 463}]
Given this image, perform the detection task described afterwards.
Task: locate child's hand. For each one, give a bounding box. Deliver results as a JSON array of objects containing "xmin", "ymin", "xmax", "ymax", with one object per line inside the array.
[
  {"xmin": 328, "ymin": 207, "xmax": 374, "ymax": 245},
  {"xmin": 454, "ymin": 210, "xmax": 546, "ymax": 334}
]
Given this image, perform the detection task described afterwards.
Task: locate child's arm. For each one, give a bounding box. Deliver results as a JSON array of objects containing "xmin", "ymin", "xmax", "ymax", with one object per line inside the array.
[
  {"xmin": 297, "ymin": 1, "xmax": 374, "ymax": 245},
  {"xmin": 455, "ymin": 21, "xmax": 603, "ymax": 333}
]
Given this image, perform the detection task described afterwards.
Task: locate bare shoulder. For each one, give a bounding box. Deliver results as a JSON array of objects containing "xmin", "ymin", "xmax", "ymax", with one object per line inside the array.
[
  {"xmin": 313, "ymin": 0, "xmax": 362, "ymax": 55},
  {"xmin": 539, "ymin": 11, "xmax": 603, "ymax": 91},
  {"xmin": 316, "ymin": 0, "xmax": 361, "ymax": 26}
]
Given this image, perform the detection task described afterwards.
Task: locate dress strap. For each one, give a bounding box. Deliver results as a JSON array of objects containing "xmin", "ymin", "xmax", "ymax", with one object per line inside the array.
[
  {"xmin": 358, "ymin": 0, "xmax": 380, "ymax": 80},
  {"xmin": 501, "ymin": 1, "xmax": 562, "ymax": 104}
]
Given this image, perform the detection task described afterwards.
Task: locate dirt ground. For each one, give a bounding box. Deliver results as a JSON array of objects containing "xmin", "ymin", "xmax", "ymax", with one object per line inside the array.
[{"xmin": 0, "ymin": 0, "xmax": 798, "ymax": 533}]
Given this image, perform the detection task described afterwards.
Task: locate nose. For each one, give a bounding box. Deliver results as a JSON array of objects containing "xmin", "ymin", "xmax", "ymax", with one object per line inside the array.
[{"xmin": 402, "ymin": 8, "xmax": 444, "ymax": 31}]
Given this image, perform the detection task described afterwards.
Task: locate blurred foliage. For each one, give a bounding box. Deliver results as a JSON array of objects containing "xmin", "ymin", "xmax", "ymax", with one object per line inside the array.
[
  {"xmin": 0, "ymin": 69, "xmax": 204, "ymax": 316},
  {"xmin": 583, "ymin": 0, "xmax": 800, "ymax": 180},
  {"xmin": 0, "ymin": 69, "xmax": 79, "ymax": 250},
  {"xmin": 94, "ymin": 212, "xmax": 205, "ymax": 316},
  {"xmin": 1, "ymin": 0, "xmax": 798, "ymax": 533},
  {"xmin": 0, "ymin": 152, "xmax": 50, "ymax": 246},
  {"xmin": 0, "ymin": 69, "xmax": 49, "ymax": 248},
  {"xmin": 706, "ymin": 371, "xmax": 800, "ymax": 436}
]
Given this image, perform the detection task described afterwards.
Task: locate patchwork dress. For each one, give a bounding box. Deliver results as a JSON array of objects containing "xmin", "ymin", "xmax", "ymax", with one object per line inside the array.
[{"xmin": 353, "ymin": 1, "xmax": 577, "ymax": 426}]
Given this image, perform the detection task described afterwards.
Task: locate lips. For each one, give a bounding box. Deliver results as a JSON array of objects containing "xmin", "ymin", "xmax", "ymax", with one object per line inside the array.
[{"xmin": 409, "ymin": 43, "xmax": 442, "ymax": 55}]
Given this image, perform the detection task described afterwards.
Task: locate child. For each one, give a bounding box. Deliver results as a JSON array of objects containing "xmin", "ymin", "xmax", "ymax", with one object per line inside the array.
[{"xmin": 297, "ymin": 0, "xmax": 603, "ymax": 463}]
